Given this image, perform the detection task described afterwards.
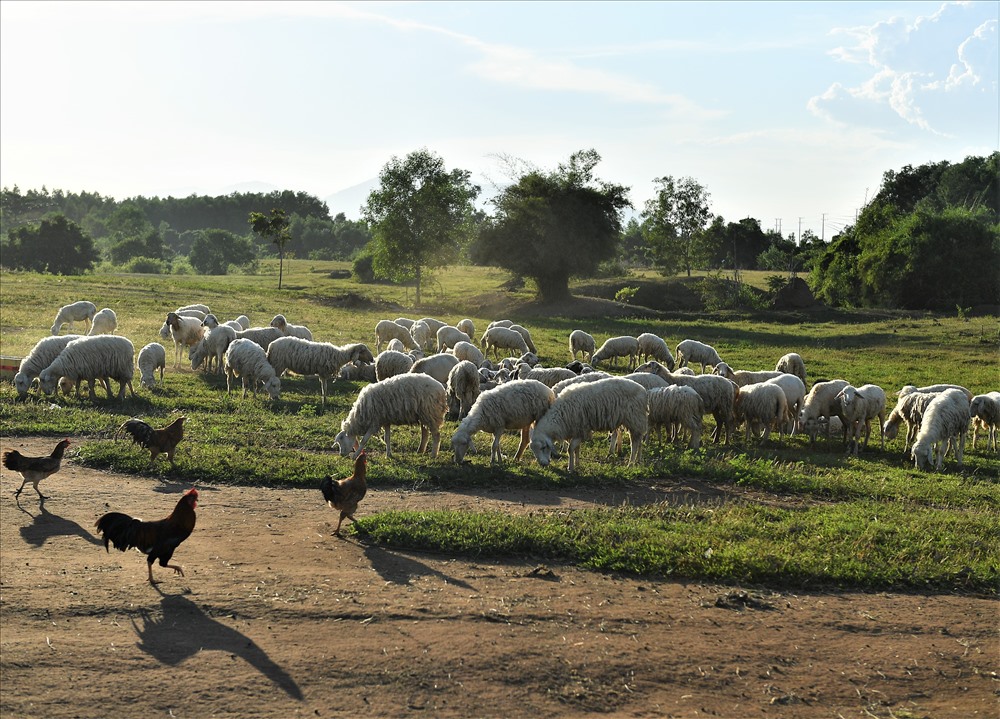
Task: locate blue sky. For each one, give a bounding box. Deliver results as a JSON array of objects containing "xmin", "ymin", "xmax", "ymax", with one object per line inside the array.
[{"xmin": 1, "ymin": 1, "xmax": 996, "ymax": 239}]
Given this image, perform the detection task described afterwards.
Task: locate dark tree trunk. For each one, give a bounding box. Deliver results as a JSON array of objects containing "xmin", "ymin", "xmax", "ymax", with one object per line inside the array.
[{"xmin": 536, "ymin": 273, "xmax": 571, "ymax": 303}]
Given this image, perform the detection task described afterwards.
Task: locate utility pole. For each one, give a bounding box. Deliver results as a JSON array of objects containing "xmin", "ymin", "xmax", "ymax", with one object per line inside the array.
[
  {"xmin": 821, "ymin": 213, "xmax": 826, "ymax": 242},
  {"xmin": 775, "ymin": 218, "xmax": 782, "ymax": 235},
  {"xmin": 798, "ymin": 217, "xmax": 803, "ymax": 244}
]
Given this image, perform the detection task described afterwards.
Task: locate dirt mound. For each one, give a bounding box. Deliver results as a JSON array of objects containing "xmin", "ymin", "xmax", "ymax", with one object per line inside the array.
[
  {"xmin": 771, "ymin": 277, "xmax": 817, "ymax": 309},
  {"xmin": 314, "ymin": 292, "xmax": 404, "ymax": 312}
]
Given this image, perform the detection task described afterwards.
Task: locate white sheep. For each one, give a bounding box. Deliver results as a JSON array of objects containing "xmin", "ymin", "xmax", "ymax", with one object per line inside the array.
[
  {"xmin": 636, "ymin": 333, "xmax": 675, "ymax": 369},
  {"xmin": 86, "ymin": 307, "xmax": 117, "ymax": 335},
  {"xmin": 266, "ymin": 337, "xmax": 370, "ymax": 405},
  {"xmin": 38, "ymin": 335, "xmax": 135, "ymax": 400},
  {"xmin": 223, "ymin": 338, "xmax": 281, "ymax": 400},
  {"xmin": 591, "ymin": 336, "xmax": 640, "ymax": 370},
  {"xmin": 446, "ymin": 360, "xmax": 482, "ymax": 419},
  {"xmin": 456, "ymin": 319, "xmax": 475, "ymax": 339},
  {"xmin": 234, "ymin": 326, "xmax": 284, "ymax": 352},
  {"xmin": 436, "ymin": 325, "xmax": 472, "ymax": 353},
  {"xmin": 508, "ymin": 324, "xmax": 537, "ymax": 354},
  {"xmin": 569, "ymin": 330, "xmax": 597, "ymax": 363},
  {"xmin": 50, "ymin": 301, "xmax": 97, "ymax": 335},
  {"xmin": 733, "ymin": 381, "xmax": 789, "ymax": 444},
  {"xmin": 176, "ymin": 304, "xmax": 211, "ymax": 315},
  {"xmin": 764, "ymin": 373, "xmax": 807, "ymax": 434},
  {"xmin": 647, "ymin": 385, "xmax": 704, "ymax": 449},
  {"xmin": 713, "ymin": 362, "xmax": 783, "ymax": 387},
  {"xmin": 487, "ymin": 319, "xmax": 513, "ymax": 329},
  {"xmin": 674, "ymin": 339, "xmax": 723, "ymax": 374},
  {"xmin": 899, "ymin": 383, "xmax": 974, "ymax": 402},
  {"xmin": 798, "ymin": 379, "xmax": 850, "ymax": 444},
  {"xmin": 189, "ymin": 325, "xmax": 237, "ymax": 374},
  {"xmin": 409, "ymin": 353, "xmax": 460, "ymax": 386},
  {"xmin": 338, "ymin": 361, "xmax": 377, "ymax": 383},
  {"xmin": 622, "ymin": 371, "xmax": 671, "ymax": 391},
  {"xmin": 911, "ymin": 389, "xmax": 971, "ymax": 471},
  {"xmin": 480, "ymin": 326, "xmax": 529, "ymax": 359},
  {"xmin": 394, "ymin": 317, "xmax": 415, "ymax": 329},
  {"xmin": 834, "ymin": 384, "xmax": 887, "ymax": 455},
  {"xmin": 409, "ymin": 320, "xmax": 437, "ymax": 353},
  {"xmin": 137, "ymin": 342, "xmax": 167, "ymax": 390},
  {"xmin": 417, "ymin": 317, "xmax": 448, "ymax": 335},
  {"xmin": 775, "ymin": 352, "xmax": 807, "ymax": 384},
  {"xmin": 515, "ymin": 364, "xmax": 579, "ymax": 388},
  {"xmin": 386, "ymin": 338, "xmax": 407, "ymax": 353},
  {"xmin": 374, "ymin": 350, "xmax": 415, "ymax": 382},
  {"xmin": 551, "ymin": 371, "xmax": 613, "ymax": 396},
  {"xmin": 883, "ymin": 391, "xmax": 941, "ymax": 455},
  {"xmin": 970, "ymin": 392, "xmax": 1000, "ymax": 452},
  {"xmin": 451, "ymin": 340, "xmax": 486, "ymax": 367},
  {"xmin": 452, "ymin": 379, "xmax": 555, "ymax": 464},
  {"xmin": 333, "ymin": 373, "xmax": 448, "ymax": 459},
  {"xmin": 164, "ymin": 312, "xmax": 205, "ymax": 367},
  {"xmin": 530, "ymin": 377, "xmax": 648, "ymax": 472},
  {"xmin": 14, "ymin": 334, "xmax": 83, "ymax": 398},
  {"xmin": 635, "ymin": 361, "xmax": 738, "ymax": 444},
  {"xmin": 374, "ymin": 319, "xmax": 417, "ymax": 354},
  {"xmin": 270, "ymin": 314, "xmax": 313, "ymax": 340},
  {"xmin": 234, "ymin": 314, "xmax": 251, "ymax": 329},
  {"xmin": 174, "ymin": 309, "xmax": 206, "ymax": 320}
]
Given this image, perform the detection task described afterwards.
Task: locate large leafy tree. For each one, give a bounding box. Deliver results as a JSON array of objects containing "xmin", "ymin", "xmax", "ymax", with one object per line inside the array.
[
  {"xmin": 5, "ymin": 214, "xmax": 98, "ymax": 274},
  {"xmin": 189, "ymin": 229, "xmax": 257, "ymax": 275},
  {"xmin": 642, "ymin": 176, "xmax": 712, "ymax": 277},
  {"xmin": 249, "ymin": 208, "xmax": 292, "ymax": 289},
  {"xmin": 471, "ymin": 149, "xmax": 630, "ymax": 302},
  {"xmin": 362, "ymin": 149, "xmax": 479, "ymax": 305}
]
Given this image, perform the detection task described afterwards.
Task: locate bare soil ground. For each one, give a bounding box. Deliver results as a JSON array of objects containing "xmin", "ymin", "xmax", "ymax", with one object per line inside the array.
[{"xmin": 1, "ymin": 437, "xmax": 996, "ymax": 719}]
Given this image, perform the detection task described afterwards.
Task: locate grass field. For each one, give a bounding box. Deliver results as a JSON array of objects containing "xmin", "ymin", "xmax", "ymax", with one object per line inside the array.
[{"xmin": 1, "ymin": 261, "xmax": 997, "ymax": 592}]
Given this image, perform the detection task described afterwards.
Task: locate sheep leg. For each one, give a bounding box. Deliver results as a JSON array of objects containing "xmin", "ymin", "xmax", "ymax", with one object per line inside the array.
[
  {"xmin": 319, "ymin": 377, "xmax": 327, "ymax": 407},
  {"xmin": 567, "ymin": 438, "xmax": 582, "ymax": 472},
  {"xmin": 513, "ymin": 428, "xmax": 531, "ymax": 461},
  {"xmin": 491, "ymin": 433, "xmax": 503, "ymax": 465},
  {"xmin": 429, "ymin": 429, "xmax": 441, "ymax": 459},
  {"xmin": 381, "ymin": 427, "xmax": 392, "ymax": 459},
  {"xmin": 418, "ymin": 426, "xmax": 429, "ymax": 454},
  {"xmin": 628, "ymin": 429, "xmax": 643, "ymax": 465}
]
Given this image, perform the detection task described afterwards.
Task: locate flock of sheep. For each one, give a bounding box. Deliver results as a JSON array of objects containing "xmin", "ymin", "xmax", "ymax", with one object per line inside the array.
[{"xmin": 14, "ymin": 301, "xmax": 999, "ymax": 475}]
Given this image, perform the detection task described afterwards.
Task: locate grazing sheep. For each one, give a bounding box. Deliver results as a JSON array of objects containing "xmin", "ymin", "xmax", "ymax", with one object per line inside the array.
[
  {"xmin": 883, "ymin": 391, "xmax": 941, "ymax": 455},
  {"xmin": 674, "ymin": 339, "xmax": 723, "ymax": 374},
  {"xmin": 87, "ymin": 307, "xmax": 118, "ymax": 336},
  {"xmin": 515, "ymin": 364, "xmax": 579, "ymax": 388},
  {"xmin": 338, "ymin": 361, "xmax": 377, "ymax": 383},
  {"xmin": 622, "ymin": 372, "xmax": 671, "ymax": 391},
  {"xmin": 591, "ymin": 336, "xmax": 640, "ymax": 370},
  {"xmin": 798, "ymin": 379, "xmax": 851, "ymax": 444},
  {"xmin": 164, "ymin": 312, "xmax": 205, "ymax": 367},
  {"xmin": 409, "ymin": 320, "xmax": 436, "ymax": 353},
  {"xmin": 452, "ymin": 379, "xmax": 555, "ymax": 464},
  {"xmin": 763, "ymin": 373, "xmax": 807, "ymax": 433},
  {"xmin": 530, "ymin": 377, "xmax": 648, "ymax": 472},
  {"xmin": 970, "ymin": 392, "xmax": 1000, "ymax": 452},
  {"xmin": 177, "ymin": 304, "xmax": 211, "ymax": 315},
  {"xmin": 451, "ymin": 340, "xmax": 486, "ymax": 367},
  {"xmin": 899, "ymin": 383, "xmax": 974, "ymax": 402},
  {"xmin": 266, "ymin": 337, "xmax": 371, "ymax": 405},
  {"xmin": 417, "ymin": 317, "xmax": 448, "ymax": 335},
  {"xmin": 551, "ymin": 371, "xmax": 613, "ymax": 396},
  {"xmin": 446, "ymin": 360, "xmax": 482, "ymax": 419},
  {"xmin": 270, "ymin": 314, "xmax": 313, "ymax": 340},
  {"xmin": 436, "ymin": 325, "xmax": 472, "ymax": 353},
  {"xmin": 189, "ymin": 325, "xmax": 237, "ymax": 374},
  {"xmin": 487, "ymin": 319, "xmax": 513, "ymax": 329},
  {"xmin": 375, "ymin": 319, "xmax": 417, "ymax": 354},
  {"xmin": 733, "ymin": 382, "xmax": 789, "ymax": 444},
  {"xmin": 835, "ymin": 384, "xmax": 887, "ymax": 455},
  {"xmin": 775, "ymin": 352, "xmax": 807, "ymax": 384},
  {"xmin": 333, "ymin": 373, "xmax": 448, "ymax": 459},
  {"xmin": 393, "ymin": 317, "xmax": 416, "ymax": 329},
  {"xmin": 14, "ymin": 334, "xmax": 83, "ymax": 398},
  {"xmin": 234, "ymin": 314, "xmax": 251, "ymax": 330},
  {"xmin": 480, "ymin": 326, "xmax": 529, "ymax": 359},
  {"xmin": 375, "ymin": 350, "xmax": 415, "ymax": 382},
  {"xmin": 508, "ymin": 324, "xmax": 536, "ymax": 354},
  {"xmin": 137, "ymin": 342, "xmax": 167, "ymax": 390},
  {"xmin": 223, "ymin": 338, "xmax": 281, "ymax": 400},
  {"xmin": 38, "ymin": 335, "xmax": 135, "ymax": 400},
  {"xmin": 635, "ymin": 361, "xmax": 738, "ymax": 445},
  {"xmin": 456, "ymin": 319, "xmax": 476, "ymax": 339},
  {"xmin": 174, "ymin": 309, "xmax": 206, "ymax": 320},
  {"xmin": 636, "ymin": 333, "xmax": 675, "ymax": 370},
  {"xmin": 647, "ymin": 385, "xmax": 704, "ymax": 449},
  {"xmin": 234, "ymin": 326, "xmax": 284, "ymax": 352},
  {"xmin": 384, "ymin": 338, "xmax": 405, "ymax": 354},
  {"xmin": 409, "ymin": 353, "xmax": 460, "ymax": 386},
  {"xmin": 569, "ymin": 330, "xmax": 597, "ymax": 363},
  {"xmin": 565, "ymin": 360, "xmax": 594, "ymax": 375},
  {"xmin": 50, "ymin": 301, "xmax": 97, "ymax": 335},
  {"xmin": 911, "ymin": 389, "xmax": 971, "ymax": 471},
  {"xmin": 713, "ymin": 362, "xmax": 783, "ymax": 387}
]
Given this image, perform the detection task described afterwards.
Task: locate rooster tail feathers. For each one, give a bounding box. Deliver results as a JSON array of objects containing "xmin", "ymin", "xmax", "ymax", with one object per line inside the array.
[
  {"xmin": 116, "ymin": 418, "xmax": 154, "ymax": 446},
  {"xmin": 319, "ymin": 475, "xmax": 341, "ymax": 507},
  {"xmin": 2, "ymin": 450, "xmax": 24, "ymax": 471},
  {"xmin": 95, "ymin": 511, "xmax": 140, "ymax": 552}
]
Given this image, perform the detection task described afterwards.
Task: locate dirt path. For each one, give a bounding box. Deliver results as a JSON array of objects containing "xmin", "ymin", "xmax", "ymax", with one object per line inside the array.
[{"xmin": 1, "ymin": 438, "xmax": 996, "ymax": 718}]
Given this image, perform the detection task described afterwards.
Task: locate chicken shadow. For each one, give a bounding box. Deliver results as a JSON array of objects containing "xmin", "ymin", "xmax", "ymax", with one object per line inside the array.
[
  {"xmin": 16, "ymin": 497, "xmax": 103, "ymax": 548},
  {"xmin": 131, "ymin": 591, "xmax": 303, "ymax": 700},
  {"xmin": 361, "ymin": 543, "xmax": 474, "ymax": 590}
]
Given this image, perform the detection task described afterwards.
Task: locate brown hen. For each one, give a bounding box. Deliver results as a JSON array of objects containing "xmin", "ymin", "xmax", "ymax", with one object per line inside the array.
[{"xmin": 319, "ymin": 450, "xmax": 367, "ymax": 536}]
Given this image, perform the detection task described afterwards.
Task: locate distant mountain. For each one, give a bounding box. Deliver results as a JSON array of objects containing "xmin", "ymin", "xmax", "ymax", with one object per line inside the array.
[{"xmin": 323, "ymin": 178, "xmax": 380, "ymax": 220}]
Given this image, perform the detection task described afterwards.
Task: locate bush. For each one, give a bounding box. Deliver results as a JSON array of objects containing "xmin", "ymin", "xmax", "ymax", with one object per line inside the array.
[{"xmin": 120, "ymin": 256, "xmax": 168, "ymax": 274}]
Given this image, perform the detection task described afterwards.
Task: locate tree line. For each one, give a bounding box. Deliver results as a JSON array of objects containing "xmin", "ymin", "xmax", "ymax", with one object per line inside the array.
[{"xmin": 1, "ymin": 150, "xmax": 996, "ymax": 311}]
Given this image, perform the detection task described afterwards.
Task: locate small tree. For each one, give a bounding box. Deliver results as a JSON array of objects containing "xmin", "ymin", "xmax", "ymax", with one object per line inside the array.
[
  {"xmin": 249, "ymin": 208, "xmax": 291, "ymax": 288},
  {"xmin": 642, "ymin": 176, "xmax": 712, "ymax": 277},
  {"xmin": 4, "ymin": 214, "xmax": 98, "ymax": 274},
  {"xmin": 362, "ymin": 149, "xmax": 479, "ymax": 305}
]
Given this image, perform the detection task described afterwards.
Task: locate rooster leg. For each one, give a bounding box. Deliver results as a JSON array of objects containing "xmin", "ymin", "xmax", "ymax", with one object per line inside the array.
[
  {"xmin": 14, "ymin": 479, "xmax": 28, "ymax": 496},
  {"xmin": 334, "ymin": 512, "xmax": 346, "ymax": 535},
  {"xmin": 33, "ymin": 480, "xmax": 49, "ymax": 499}
]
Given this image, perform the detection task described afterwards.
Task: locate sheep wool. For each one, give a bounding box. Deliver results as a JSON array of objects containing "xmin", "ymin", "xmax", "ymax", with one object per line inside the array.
[
  {"xmin": 713, "ymin": 362, "xmax": 783, "ymax": 387},
  {"xmin": 436, "ymin": 325, "xmax": 472, "ymax": 353},
  {"xmin": 452, "ymin": 379, "xmax": 555, "ymax": 464},
  {"xmin": 515, "ymin": 365, "xmax": 579, "ymax": 388},
  {"xmin": 530, "ymin": 376, "xmax": 648, "ymax": 472},
  {"xmin": 446, "ymin": 360, "xmax": 482, "ymax": 420},
  {"xmin": 835, "ymin": 384, "xmax": 887, "ymax": 455},
  {"xmin": 409, "ymin": 353, "xmax": 460, "ymax": 386},
  {"xmin": 451, "ymin": 340, "xmax": 486, "ymax": 367},
  {"xmin": 374, "ymin": 350, "xmax": 415, "ymax": 382},
  {"xmin": 674, "ymin": 339, "xmax": 723, "ymax": 374},
  {"xmin": 591, "ymin": 336, "xmax": 640, "ymax": 370},
  {"xmin": 270, "ymin": 314, "xmax": 313, "ymax": 340},
  {"xmin": 234, "ymin": 326, "xmax": 284, "ymax": 352},
  {"xmin": 189, "ymin": 325, "xmax": 237, "ymax": 375},
  {"xmin": 137, "ymin": 342, "xmax": 167, "ymax": 390},
  {"xmin": 636, "ymin": 333, "xmax": 675, "ymax": 370},
  {"xmin": 970, "ymin": 392, "xmax": 1000, "ymax": 452},
  {"xmin": 798, "ymin": 379, "xmax": 850, "ymax": 444},
  {"xmin": 647, "ymin": 385, "xmax": 704, "ymax": 449},
  {"xmin": 38, "ymin": 335, "xmax": 135, "ymax": 400},
  {"xmin": 266, "ymin": 337, "xmax": 371, "ymax": 405},
  {"xmin": 15, "ymin": 334, "xmax": 83, "ymax": 398},
  {"xmin": 911, "ymin": 388, "xmax": 971, "ymax": 471},
  {"xmin": 551, "ymin": 371, "xmax": 613, "ymax": 397},
  {"xmin": 87, "ymin": 307, "xmax": 118, "ymax": 336},
  {"xmin": 51, "ymin": 301, "xmax": 97, "ymax": 335},
  {"xmin": 223, "ymin": 338, "xmax": 282, "ymax": 400},
  {"xmin": 734, "ymin": 381, "xmax": 789, "ymax": 444},
  {"xmin": 479, "ymin": 326, "xmax": 529, "ymax": 360},
  {"xmin": 634, "ymin": 361, "xmax": 738, "ymax": 445},
  {"xmin": 569, "ymin": 330, "xmax": 597, "ymax": 363},
  {"xmin": 775, "ymin": 352, "xmax": 807, "ymax": 384},
  {"xmin": 334, "ymin": 373, "xmax": 448, "ymax": 459},
  {"xmin": 165, "ymin": 312, "xmax": 206, "ymax": 367}
]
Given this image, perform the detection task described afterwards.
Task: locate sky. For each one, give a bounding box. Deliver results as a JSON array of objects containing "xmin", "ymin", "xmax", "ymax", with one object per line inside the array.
[{"xmin": 1, "ymin": 1, "xmax": 996, "ymax": 240}]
